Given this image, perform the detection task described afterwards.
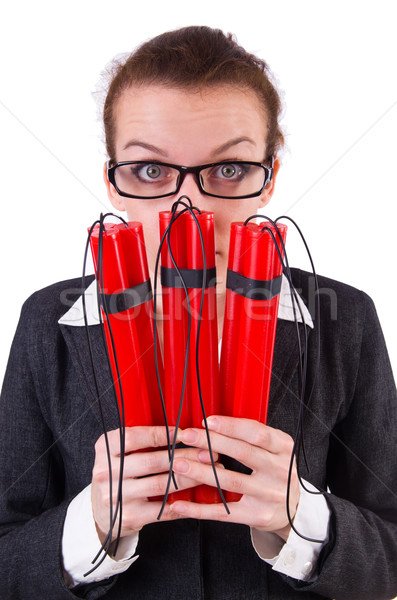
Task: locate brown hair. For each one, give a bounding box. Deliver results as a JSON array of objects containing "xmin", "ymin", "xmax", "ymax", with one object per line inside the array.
[{"xmin": 103, "ymin": 26, "xmax": 284, "ymax": 164}]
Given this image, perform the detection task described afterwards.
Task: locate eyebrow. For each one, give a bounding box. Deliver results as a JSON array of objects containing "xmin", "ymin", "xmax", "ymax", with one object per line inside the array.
[
  {"xmin": 211, "ymin": 136, "xmax": 257, "ymax": 157},
  {"xmin": 122, "ymin": 136, "xmax": 256, "ymax": 159},
  {"xmin": 122, "ymin": 140, "xmax": 168, "ymax": 156}
]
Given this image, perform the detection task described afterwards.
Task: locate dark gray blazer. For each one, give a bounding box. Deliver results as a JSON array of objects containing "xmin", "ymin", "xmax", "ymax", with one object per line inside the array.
[{"xmin": 0, "ymin": 269, "xmax": 396, "ymax": 600}]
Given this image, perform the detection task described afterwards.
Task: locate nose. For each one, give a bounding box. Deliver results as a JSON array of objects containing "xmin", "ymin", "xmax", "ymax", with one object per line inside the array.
[
  {"xmin": 174, "ymin": 172, "xmax": 221, "ymax": 219},
  {"xmin": 176, "ymin": 172, "xmax": 204, "ymax": 205}
]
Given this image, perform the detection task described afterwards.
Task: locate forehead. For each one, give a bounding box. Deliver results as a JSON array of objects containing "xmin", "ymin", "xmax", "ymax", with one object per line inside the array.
[{"xmin": 113, "ymin": 84, "xmax": 268, "ymax": 162}]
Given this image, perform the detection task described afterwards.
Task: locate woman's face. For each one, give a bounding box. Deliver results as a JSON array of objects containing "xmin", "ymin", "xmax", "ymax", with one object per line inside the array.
[{"xmin": 105, "ymin": 84, "xmax": 279, "ymax": 289}]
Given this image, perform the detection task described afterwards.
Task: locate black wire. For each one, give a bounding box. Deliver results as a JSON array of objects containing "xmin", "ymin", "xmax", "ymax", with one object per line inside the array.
[
  {"xmin": 87, "ymin": 215, "xmax": 125, "ymax": 571},
  {"xmin": 157, "ymin": 202, "xmax": 200, "ymax": 516},
  {"xmin": 265, "ymin": 219, "xmax": 312, "ymax": 473},
  {"xmin": 96, "ymin": 214, "xmax": 127, "ymax": 557},
  {"xmin": 273, "ymin": 215, "xmax": 325, "ymax": 542},
  {"xmin": 82, "ymin": 216, "xmax": 118, "ymax": 574},
  {"xmin": 258, "ymin": 216, "xmax": 321, "ymax": 540},
  {"xmin": 155, "ymin": 204, "xmax": 194, "ymax": 518},
  {"xmin": 184, "ymin": 204, "xmax": 229, "ymax": 513},
  {"xmin": 81, "ymin": 220, "xmax": 116, "ymax": 574},
  {"xmin": 153, "ymin": 203, "xmax": 207, "ymax": 501},
  {"xmin": 152, "ymin": 230, "xmax": 177, "ymax": 489},
  {"xmin": 82, "ymin": 213, "xmax": 132, "ymax": 576},
  {"xmin": 269, "ymin": 215, "xmax": 315, "ymax": 478},
  {"xmin": 159, "ymin": 201, "xmax": 228, "ymax": 512},
  {"xmin": 155, "ymin": 198, "xmax": 228, "ymax": 517},
  {"xmin": 241, "ymin": 215, "xmax": 324, "ymax": 543},
  {"xmin": 85, "ymin": 210, "xmax": 182, "ymax": 572},
  {"xmin": 275, "ymin": 216, "xmax": 323, "ymax": 496}
]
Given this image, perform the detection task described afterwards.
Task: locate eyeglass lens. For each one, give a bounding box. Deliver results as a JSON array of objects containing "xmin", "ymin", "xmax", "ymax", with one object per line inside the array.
[{"xmin": 113, "ymin": 162, "xmax": 267, "ymax": 198}]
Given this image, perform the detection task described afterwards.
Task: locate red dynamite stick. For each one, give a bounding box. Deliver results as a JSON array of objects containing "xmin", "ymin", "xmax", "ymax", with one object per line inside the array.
[
  {"xmin": 185, "ymin": 212, "xmax": 220, "ymax": 504},
  {"xmin": 90, "ymin": 222, "xmax": 162, "ymax": 427},
  {"xmin": 159, "ymin": 211, "xmax": 193, "ymax": 503},
  {"xmin": 233, "ymin": 223, "xmax": 286, "ymax": 421},
  {"xmin": 117, "ymin": 224, "xmax": 165, "ymax": 425},
  {"xmin": 220, "ymin": 221, "xmax": 287, "ymax": 502},
  {"xmin": 220, "ymin": 223, "xmax": 247, "ymax": 417},
  {"xmin": 219, "ymin": 223, "xmax": 249, "ymax": 503},
  {"xmin": 159, "ymin": 211, "xmax": 192, "ymax": 429}
]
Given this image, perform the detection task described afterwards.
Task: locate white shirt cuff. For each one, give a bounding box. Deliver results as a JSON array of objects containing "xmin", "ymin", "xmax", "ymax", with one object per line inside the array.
[
  {"xmin": 62, "ymin": 484, "xmax": 139, "ymax": 588},
  {"xmin": 250, "ymin": 479, "xmax": 330, "ymax": 581}
]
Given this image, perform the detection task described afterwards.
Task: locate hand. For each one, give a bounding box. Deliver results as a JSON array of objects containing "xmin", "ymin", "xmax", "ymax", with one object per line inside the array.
[
  {"xmin": 91, "ymin": 426, "xmax": 218, "ymax": 543},
  {"xmin": 170, "ymin": 416, "xmax": 299, "ymax": 541}
]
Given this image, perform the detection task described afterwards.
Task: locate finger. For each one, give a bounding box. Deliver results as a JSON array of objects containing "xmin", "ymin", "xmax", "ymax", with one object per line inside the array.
[
  {"xmin": 204, "ymin": 416, "xmax": 294, "ymax": 454},
  {"xmin": 117, "ymin": 500, "xmax": 183, "ymax": 533},
  {"xmin": 95, "ymin": 426, "xmax": 182, "ymax": 457},
  {"xmin": 119, "ymin": 471, "xmax": 201, "ymax": 500},
  {"xmin": 123, "ymin": 426, "xmax": 182, "ymax": 454},
  {"xmin": 93, "ymin": 445, "xmax": 219, "ymax": 486},
  {"xmin": 178, "ymin": 427, "xmax": 279, "ymax": 471},
  {"xmin": 169, "ymin": 499, "xmax": 244, "ymax": 523},
  {"xmin": 172, "ymin": 457, "xmax": 262, "ymax": 497},
  {"xmin": 120, "ymin": 447, "xmax": 219, "ymax": 478}
]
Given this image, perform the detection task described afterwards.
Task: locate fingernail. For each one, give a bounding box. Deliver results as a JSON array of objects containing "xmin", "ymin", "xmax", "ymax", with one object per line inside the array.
[
  {"xmin": 205, "ymin": 417, "xmax": 219, "ymax": 431},
  {"xmin": 173, "ymin": 459, "xmax": 189, "ymax": 473},
  {"xmin": 179, "ymin": 429, "xmax": 199, "ymax": 443},
  {"xmin": 198, "ymin": 450, "xmax": 218, "ymax": 463}
]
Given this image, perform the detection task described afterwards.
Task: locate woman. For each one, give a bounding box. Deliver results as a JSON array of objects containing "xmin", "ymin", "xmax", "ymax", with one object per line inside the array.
[{"xmin": 0, "ymin": 26, "xmax": 396, "ymax": 600}]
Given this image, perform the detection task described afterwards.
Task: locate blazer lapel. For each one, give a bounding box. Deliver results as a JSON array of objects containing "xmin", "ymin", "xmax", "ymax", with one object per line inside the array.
[
  {"xmin": 59, "ymin": 322, "xmax": 122, "ymax": 431},
  {"xmin": 267, "ymin": 318, "xmax": 310, "ymax": 429}
]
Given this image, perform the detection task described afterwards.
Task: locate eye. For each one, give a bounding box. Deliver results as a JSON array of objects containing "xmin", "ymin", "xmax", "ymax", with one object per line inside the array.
[
  {"xmin": 145, "ymin": 164, "xmax": 162, "ymax": 179},
  {"xmin": 129, "ymin": 163, "xmax": 171, "ymax": 184},
  {"xmin": 132, "ymin": 163, "xmax": 164, "ymax": 181},
  {"xmin": 220, "ymin": 164, "xmax": 238, "ymax": 178},
  {"xmin": 209, "ymin": 163, "xmax": 249, "ymax": 181}
]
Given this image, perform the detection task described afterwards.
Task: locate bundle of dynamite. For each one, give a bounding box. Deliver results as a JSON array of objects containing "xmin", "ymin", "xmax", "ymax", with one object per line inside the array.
[{"xmin": 88, "ymin": 205, "xmax": 287, "ymax": 505}]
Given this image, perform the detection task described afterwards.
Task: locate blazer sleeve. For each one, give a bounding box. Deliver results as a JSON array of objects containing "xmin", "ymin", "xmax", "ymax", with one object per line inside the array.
[
  {"xmin": 286, "ymin": 288, "xmax": 397, "ymax": 599},
  {"xmin": 0, "ymin": 293, "xmax": 117, "ymax": 600}
]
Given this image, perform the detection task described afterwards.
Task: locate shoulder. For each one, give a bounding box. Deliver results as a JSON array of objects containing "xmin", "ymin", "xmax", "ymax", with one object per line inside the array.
[
  {"xmin": 290, "ymin": 267, "xmax": 376, "ymax": 328},
  {"xmin": 13, "ymin": 276, "xmax": 94, "ymax": 356},
  {"xmin": 291, "ymin": 269, "xmax": 392, "ymax": 392},
  {"xmin": 291, "ymin": 268, "xmax": 385, "ymax": 374},
  {"xmin": 3, "ymin": 277, "xmax": 95, "ymax": 405},
  {"xmin": 20, "ymin": 275, "xmax": 94, "ymax": 325}
]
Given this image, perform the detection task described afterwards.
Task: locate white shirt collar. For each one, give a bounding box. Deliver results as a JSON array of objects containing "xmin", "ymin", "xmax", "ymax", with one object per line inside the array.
[
  {"xmin": 59, "ymin": 279, "xmax": 100, "ymax": 327},
  {"xmin": 278, "ymin": 274, "xmax": 314, "ymax": 328},
  {"xmin": 58, "ymin": 275, "xmax": 313, "ymax": 329}
]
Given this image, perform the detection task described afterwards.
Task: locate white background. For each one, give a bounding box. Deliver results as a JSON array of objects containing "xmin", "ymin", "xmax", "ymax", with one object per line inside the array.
[{"xmin": 0, "ymin": 0, "xmax": 396, "ymax": 383}]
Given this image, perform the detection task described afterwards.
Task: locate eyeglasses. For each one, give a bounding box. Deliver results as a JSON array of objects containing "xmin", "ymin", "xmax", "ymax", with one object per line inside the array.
[{"xmin": 107, "ymin": 158, "xmax": 274, "ymax": 200}]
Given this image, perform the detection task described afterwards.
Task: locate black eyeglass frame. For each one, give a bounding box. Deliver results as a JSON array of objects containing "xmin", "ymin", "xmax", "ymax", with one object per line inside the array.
[{"xmin": 107, "ymin": 157, "xmax": 274, "ymax": 200}]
